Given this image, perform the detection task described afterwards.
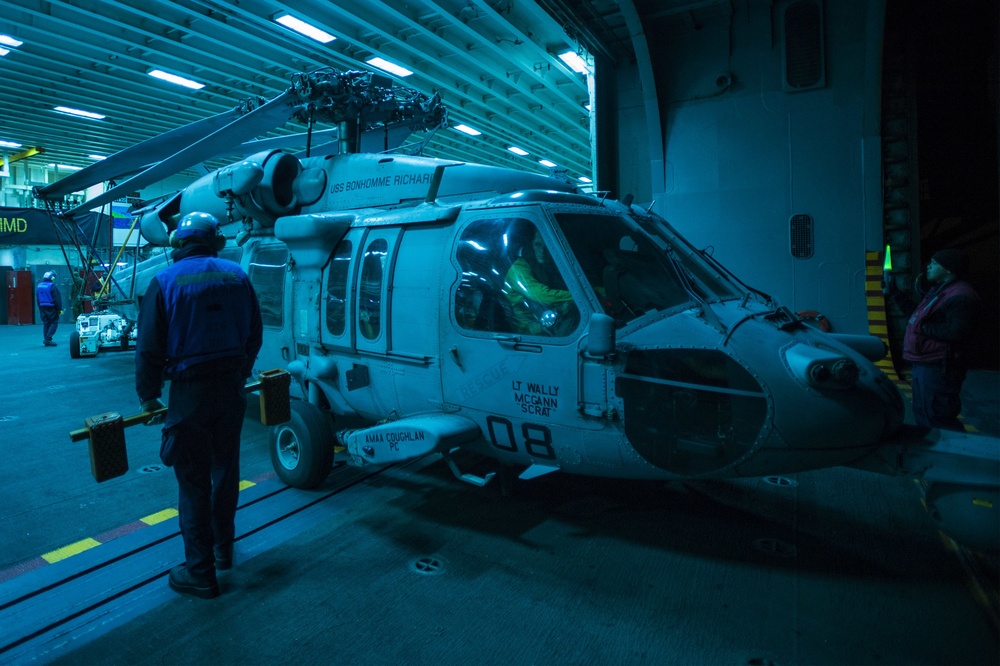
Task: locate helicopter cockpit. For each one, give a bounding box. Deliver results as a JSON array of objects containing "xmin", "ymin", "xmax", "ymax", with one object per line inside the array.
[{"xmin": 454, "ymin": 201, "xmax": 753, "ymax": 338}]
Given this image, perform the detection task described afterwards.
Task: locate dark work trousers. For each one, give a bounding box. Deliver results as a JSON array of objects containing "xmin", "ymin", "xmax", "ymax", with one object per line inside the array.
[
  {"xmin": 910, "ymin": 362, "xmax": 966, "ymax": 431},
  {"xmin": 162, "ymin": 370, "xmax": 247, "ymax": 578},
  {"xmin": 39, "ymin": 306, "xmax": 59, "ymax": 343}
]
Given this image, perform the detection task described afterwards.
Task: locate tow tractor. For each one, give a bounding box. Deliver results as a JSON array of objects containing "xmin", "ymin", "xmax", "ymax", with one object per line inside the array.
[{"xmin": 69, "ymin": 309, "xmax": 136, "ymax": 359}]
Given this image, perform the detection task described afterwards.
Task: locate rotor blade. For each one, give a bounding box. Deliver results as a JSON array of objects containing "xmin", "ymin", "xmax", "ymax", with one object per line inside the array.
[
  {"xmin": 35, "ymin": 107, "xmax": 245, "ymax": 200},
  {"xmin": 65, "ymin": 88, "xmax": 300, "ymax": 218},
  {"xmin": 228, "ymin": 127, "xmax": 340, "ymax": 157}
]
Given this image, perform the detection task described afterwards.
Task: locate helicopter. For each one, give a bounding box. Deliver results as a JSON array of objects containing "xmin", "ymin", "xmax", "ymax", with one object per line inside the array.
[{"xmin": 40, "ymin": 67, "xmax": 999, "ymax": 552}]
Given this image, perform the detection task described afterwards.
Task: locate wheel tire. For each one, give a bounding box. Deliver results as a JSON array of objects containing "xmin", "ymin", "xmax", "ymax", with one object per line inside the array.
[
  {"xmin": 69, "ymin": 331, "xmax": 81, "ymax": 359},
  {"xmin": 269, "ymin": 400, "xmax": 335, "ymax": 489}
]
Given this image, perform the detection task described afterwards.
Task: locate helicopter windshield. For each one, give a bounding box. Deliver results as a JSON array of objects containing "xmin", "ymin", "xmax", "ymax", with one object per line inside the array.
[
  {"xmin": 628, "ymin": 213, "xmax": 746, "ymax": 302},
  {"xmin": 553, "ymin": 213, "xmax": 694, "ymax": 326}
]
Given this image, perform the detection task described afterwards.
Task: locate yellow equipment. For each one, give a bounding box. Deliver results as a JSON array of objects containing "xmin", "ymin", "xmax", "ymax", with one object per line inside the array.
[{"xmin": 69, "ymin": 369, "xmax": 291, "ymax": 482}]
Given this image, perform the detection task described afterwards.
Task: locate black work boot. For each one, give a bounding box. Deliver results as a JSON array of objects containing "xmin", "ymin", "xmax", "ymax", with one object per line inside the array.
[
  {"xmin": 168, "ymin": 565, "xmax": 220, "ymax": 599},
  {"xmin": 214, "ymin": 544, "xmax": 234, "ymax": 571}
]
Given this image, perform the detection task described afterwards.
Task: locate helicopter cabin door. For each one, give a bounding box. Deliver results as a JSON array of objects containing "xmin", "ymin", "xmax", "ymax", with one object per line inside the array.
[
  {"xmin": 321, "ymin": 225, "xmax": 444, "ymax": 421},
  {"xmin": 442, "ymin": 215, "xmax": 588, "ymax": 469}
]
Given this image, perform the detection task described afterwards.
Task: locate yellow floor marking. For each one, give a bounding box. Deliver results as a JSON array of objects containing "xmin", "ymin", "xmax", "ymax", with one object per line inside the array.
[
  {"xmin": 239, "ymin": 480, "xmax": 256, "ymax": 491},
  {"xmin": 42, "ymin": 538, "xmax": 101, "ymax": 563},
  {"xmin": 141, "ymin": 508, "xmax": 179, "ymax": 525}
]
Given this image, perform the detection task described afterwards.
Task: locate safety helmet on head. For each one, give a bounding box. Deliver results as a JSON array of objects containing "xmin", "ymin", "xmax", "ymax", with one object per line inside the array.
[
  {"xmin": 42, "ymin": 271, "xmax": 56, "ymax": 281},
  {"xmin": 169, "ymin": 212, "xmax": 226, "ymax": 251}
]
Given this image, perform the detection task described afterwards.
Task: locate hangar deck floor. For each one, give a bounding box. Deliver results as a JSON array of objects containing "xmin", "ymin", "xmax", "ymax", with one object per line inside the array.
[{"xmin": 0, "ymin": 323, "xmax": 997, "ymax": 665}]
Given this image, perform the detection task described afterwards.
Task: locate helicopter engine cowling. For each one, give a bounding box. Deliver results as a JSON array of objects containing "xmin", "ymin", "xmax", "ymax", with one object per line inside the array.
[
  {"xmin": 178, "ymin": 149, "xmax": 310, "ymax": 228},
  {"xmin": 136, "ymin": 149, "xmax": 317, "ymax": 245}
]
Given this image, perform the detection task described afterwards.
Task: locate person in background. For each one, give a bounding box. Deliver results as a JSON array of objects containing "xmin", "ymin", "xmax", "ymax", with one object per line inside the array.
[
  {"xmin": 136, "ymin": 212, "xmax": 263, "ymax": 599},
  {"xmin": 884, "ymin": 248, "xmax": 981, "ymax": 431},
  {"xmin": 36, "ymin": 271, "xmax": 63, "ymax": 347}
]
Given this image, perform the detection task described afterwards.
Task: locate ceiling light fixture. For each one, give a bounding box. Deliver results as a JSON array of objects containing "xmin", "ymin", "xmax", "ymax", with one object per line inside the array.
[
  {"xmin": 89, "ymin": 154, "xmax": 107, "ymax": 161},
  {"xmin": 366, "ymin": 57, "xmax": 412, "ymax": 78},
  {"xmin": 0, "ymin": 48, "xmax": 9, "ymax": 57},
  {"xmin": 538, "ymin": 159, "xmax": 557, "ymax": 168},
  {"xmin": 453, "ymin": 124, "xmax": 482, "ymax": 136},
  {"xmin": 54, "ymin": 106, "xmax": 105, "ymax": 120},
  {"xmin": 0, "ymin": 35, "xmax": 23, "ymax": 48},
  {"xmin": 0, "ymin": 140, "xmax": 22, "ymax": 148},
  {"xmin": 273, "ymin": 14, "xmax": 336, "ymax": 43},
  {"xmin": 578, "ymin": 176, "xmax": 592, "ymax": 183},
  {"xmin": 506, "ymin": 146, "xmax": 529, "ymax": 156},
  {"xmin": 558, "ymin": 50, "xmax": 590, "ymax": 75},
  {"xmin": 148, "ymin": 69, "xmax": 205, "ymax": 90}
]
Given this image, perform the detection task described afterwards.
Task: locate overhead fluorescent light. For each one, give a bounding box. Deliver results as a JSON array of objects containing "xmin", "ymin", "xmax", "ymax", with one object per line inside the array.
[
  {"xmin": 273, "ymin": 14, "xmax": 336, "ymax": 43},
  {"xmin": 538, "ymin": 159, "xmax": 557, "ymax": 168},
  {"xmin": 48, "ymin": 163, "xmax": 83, "ymax": 171},
  {"xmin": 54, "ymin": 106, "xmax": 105, "ymax": 120},
  {"xmin": 506, "ymin": 146, "xmax": 529, "ymax": 156},
  {"xmin": 0, "ymin": 48, "xmax": 9, "ymax": 57},
  {"xmin": 0, "ymin": 35, "xmax": 23, "ymax": 48},
  {"xmin": 148, "ymin": 69, "xmax": 205, "ymax": 90},
  {"xmin": 558, "ymin": 50, "xmax": 590, "ymax": 75},
  {"xmin": 0, "ymin": 140, "xmax": 21, "ymax": 148},
  {"xmin": 366, "ymin": 57, "xmax": 412, "ymax": 78},
  {"xmin": 578, "ymin": 176, "xmax": 592, "ymax": 183},
  {"xmin": 453, "ymin": 124, "xmax": 482, "ymax": 136},
  {"xmin": 89, "ymin": 154, "xmax": 107, "ymax": 160}
]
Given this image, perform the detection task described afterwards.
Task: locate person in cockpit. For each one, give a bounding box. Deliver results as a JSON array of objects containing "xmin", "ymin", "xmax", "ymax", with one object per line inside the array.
[{"xmin": 502, "ymin": 225, "xmax": 578, "ymax": 336}]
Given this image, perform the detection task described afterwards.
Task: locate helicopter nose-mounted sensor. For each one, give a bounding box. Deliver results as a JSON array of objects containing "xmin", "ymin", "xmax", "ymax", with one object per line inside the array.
[{"xmin": 782, "ymin": 343, "xmax": 859, "ymax": 390}]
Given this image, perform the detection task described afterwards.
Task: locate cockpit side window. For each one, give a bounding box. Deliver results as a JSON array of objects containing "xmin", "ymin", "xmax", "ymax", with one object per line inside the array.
[
  {"xmin": 248, "ymin": 245, "xmax": 289, "ymax": 329},
  {"xmin": 555, "ymin": 213, "xmax": 692, "ymax": 327},
  {"xmin": 454, "ymin": 218, "xmax": 579, "ymax": 337}
]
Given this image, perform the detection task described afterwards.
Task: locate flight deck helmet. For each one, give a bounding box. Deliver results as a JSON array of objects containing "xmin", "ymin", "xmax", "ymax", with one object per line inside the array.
[
  {"xmin": 169, "ymin": 212, "xmax": 226, "ymax": 251},
  {"xmin": 42, "ymin": 271, "xmax": 55, "ymax": 281}
]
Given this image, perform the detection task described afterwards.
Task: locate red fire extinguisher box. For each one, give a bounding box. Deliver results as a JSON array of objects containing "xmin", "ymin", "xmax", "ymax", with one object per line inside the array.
[{"xmin": 7, "ymin": 270, "xmax": 35, "ymax": 325}]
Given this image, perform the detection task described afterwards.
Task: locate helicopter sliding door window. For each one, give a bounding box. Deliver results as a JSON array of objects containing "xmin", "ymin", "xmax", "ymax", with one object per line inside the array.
[
  {"xmin": 248, "ymin": 244, "xmax": 290, "ymax": 329},
  {"xmin": 354, "ymin": 227, "xmax": 401, "ymax": 354},
  {"xmin": 358, "ymin": 238, "xmax": 388, "ymax": 341},
  {"xmin": 325, "ymin": 238, "xmax": 353, "ymax": 337},
  {"xmin": 454, "ymin": 218, "xmax": 579, "ymax": 337}
]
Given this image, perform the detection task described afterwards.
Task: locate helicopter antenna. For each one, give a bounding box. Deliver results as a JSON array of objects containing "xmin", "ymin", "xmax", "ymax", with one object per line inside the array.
[
  {"xmin": 304, "ymin": 104, "xmax": 315, "ymax": 158},
  {"xmin": 424, "ymin": 162, "xmax": 463, "ymax": 202}
]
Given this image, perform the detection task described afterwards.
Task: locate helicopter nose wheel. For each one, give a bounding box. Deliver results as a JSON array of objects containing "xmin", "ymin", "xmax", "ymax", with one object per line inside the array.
[{"xmin": 269, "ymin": 400, "xmax": 335, "ymax": 489}]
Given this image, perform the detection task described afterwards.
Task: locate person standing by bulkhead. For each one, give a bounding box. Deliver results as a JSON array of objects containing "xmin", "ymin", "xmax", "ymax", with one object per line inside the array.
[
  {"xmin": 36, "ymin": 271, "xmax": 62, "ymax": 347},
  {"xmin": 885, "ymin": 248, "xmax": 981, "ymax": 430}
]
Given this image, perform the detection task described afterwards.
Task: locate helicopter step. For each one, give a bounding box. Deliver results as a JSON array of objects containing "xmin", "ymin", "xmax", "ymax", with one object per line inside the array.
[{"xmin": 339, "ymin": 414, "xmax": 481, "ymax": 471}]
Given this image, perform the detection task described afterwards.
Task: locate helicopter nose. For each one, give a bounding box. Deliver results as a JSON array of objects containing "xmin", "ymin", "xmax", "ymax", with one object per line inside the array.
[
  {"xmin": 614, "ymin": 330, "xmax": 904, "ymax": 479},
  {"xmin": 615, "ymin": 348, "xmax": 770, "ymax": 477}
]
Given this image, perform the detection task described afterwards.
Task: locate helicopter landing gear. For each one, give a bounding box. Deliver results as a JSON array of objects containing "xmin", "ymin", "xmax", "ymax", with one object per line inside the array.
[{"xmin": 269, "ymin": 400, "xmax": 335, "ymax": 489}]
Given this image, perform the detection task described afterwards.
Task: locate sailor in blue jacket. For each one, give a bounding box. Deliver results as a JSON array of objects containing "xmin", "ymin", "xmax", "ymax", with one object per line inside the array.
[
  {"xmin": 136, "ymin": 212, "xmax": 263, "ymax": 599},
  {"xmin": 36, "ymin": 271, "xmax": 63, "ymax": 346}
]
